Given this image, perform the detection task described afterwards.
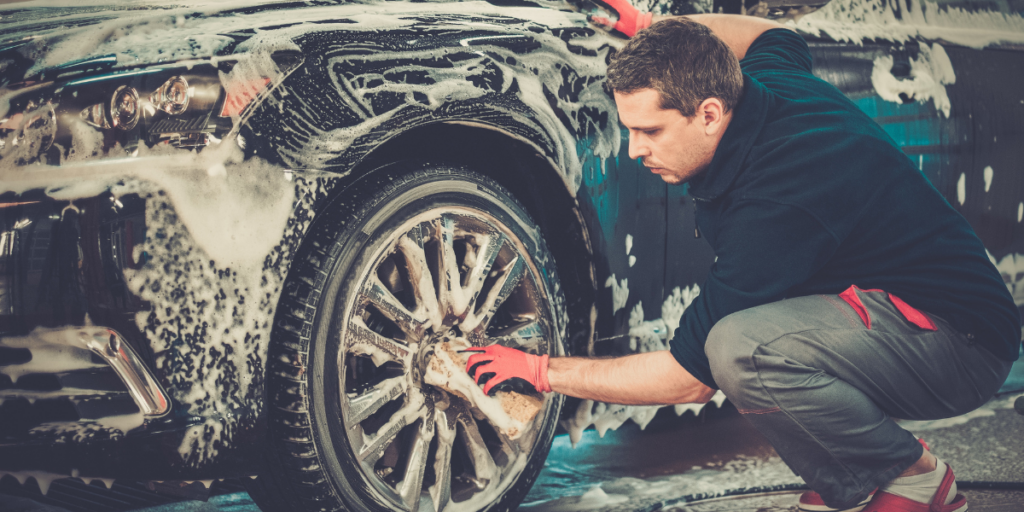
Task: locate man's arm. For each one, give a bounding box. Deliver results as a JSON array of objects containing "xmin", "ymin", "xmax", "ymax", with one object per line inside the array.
[
  {"xmin": 594, "ymin": 0, "xmax": 789, "ymax": 55},
  {"xmin": 668, "ymin": 14, "xmax": 791, "ymax": 60},
  {"xmin": 464, "ymin": 346, "xmax": 716, "ymax": 406},
  {"xmin": 548, "ymin": 350, "xmax": 717, "ymax": 405}
]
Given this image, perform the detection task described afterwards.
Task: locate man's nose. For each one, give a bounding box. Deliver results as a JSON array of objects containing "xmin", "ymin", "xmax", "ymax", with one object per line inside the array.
[{"xmin": 628, "ymin": 136, "xmax": 649, "ymax": 161}]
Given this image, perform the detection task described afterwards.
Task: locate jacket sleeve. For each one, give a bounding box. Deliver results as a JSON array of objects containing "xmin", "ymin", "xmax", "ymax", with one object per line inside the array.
[{"xmin": 669, "ymin": 199, "xmax": 840, "ymax": 388}]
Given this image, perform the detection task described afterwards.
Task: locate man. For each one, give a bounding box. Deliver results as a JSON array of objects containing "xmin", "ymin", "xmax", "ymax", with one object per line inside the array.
[{"xmin": 465, "ymin": 4, "xmax": 1020, "ymax": 512}]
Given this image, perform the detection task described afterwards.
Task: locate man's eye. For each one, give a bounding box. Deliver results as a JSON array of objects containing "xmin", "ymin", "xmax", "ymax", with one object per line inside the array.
[{"xmin": 643, "ymin": 130, "xmax": 659, "ymax": 136}]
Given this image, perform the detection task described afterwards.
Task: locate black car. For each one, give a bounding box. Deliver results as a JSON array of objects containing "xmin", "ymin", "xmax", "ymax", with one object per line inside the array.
[{"xmin": 1, "ymin": 1, "xmax": 1021, "ymax": 511}]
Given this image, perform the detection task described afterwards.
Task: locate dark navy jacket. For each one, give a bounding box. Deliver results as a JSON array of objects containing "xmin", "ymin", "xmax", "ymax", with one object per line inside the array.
[{"xmin": 669, "ymin": 29, "xmax": 1021, "ymax": 389}]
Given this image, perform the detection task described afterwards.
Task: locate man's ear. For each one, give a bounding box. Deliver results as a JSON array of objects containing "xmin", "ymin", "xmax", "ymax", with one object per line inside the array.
[{"xmin": 699, "ymin": 98, "xmax": 727, "ymax": 135}]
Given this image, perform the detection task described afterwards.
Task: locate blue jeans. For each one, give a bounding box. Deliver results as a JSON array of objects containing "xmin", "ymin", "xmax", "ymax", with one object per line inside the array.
[{"xmin": 705, "ymin": 289, "xmax": 1013, "ymax": 509}]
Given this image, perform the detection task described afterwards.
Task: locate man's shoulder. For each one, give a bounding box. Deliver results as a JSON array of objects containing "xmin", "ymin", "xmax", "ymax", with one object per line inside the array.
[{"xmin": 740, "ymin": 29, "xmax": 814, "ymax": 78}]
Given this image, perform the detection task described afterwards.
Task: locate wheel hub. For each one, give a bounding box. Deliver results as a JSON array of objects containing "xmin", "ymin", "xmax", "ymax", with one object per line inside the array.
[{"xmin": 412, "ymin": 329, "xmax": 461, "ymax": 386}]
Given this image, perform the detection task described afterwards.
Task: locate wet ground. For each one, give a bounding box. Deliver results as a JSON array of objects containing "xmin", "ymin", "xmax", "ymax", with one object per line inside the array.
[{"xmin": 2, "ymin": 393, "xmax": 1022, "ymax": 512}]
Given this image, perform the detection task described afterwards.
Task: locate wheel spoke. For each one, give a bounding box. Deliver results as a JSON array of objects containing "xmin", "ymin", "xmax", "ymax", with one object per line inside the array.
[
  {"xmin": 357, "ymin": 396, "xmax": 426, "ymax": 467},
  {"xmin": 430, "ymin": 407, "xmax": 457, "ymax": 512},
  {"xmin": 435, "ymin": 216, "xmax": 465, "ymax": 325},
  {"xmin": 397, "ymin": 228, "xmax": 443, "ymax": 332},
  {"xmin": 496, "ymin": 429, "xmax": 522, "ymax": 463},
  {"xmin": 461, "ymin": 232, "xmax": 504, "ymax": 316},
  {"xmin": 462, "ymin": 256, "xmax": 526, "ymax": 334},
  {"xmin": 346, "ymin": 319, "xmax": 409, "ymax": 367},
  {"xmin": 486, "ymin": 320, "xmax": 546, "ymax": 351},
  {"xmin": 346, "ymin": 376, "xmax": 407, "ymax": 427},
  {"xmin": 357, "ymin": 414, "xmax": 407, "ymax": 467},
  {"xmin": 398, "ymin": 405, "xmax": 435, "ymax": 510},
  {"xmin": 458, "ymin": 416, "xmax": 500, "ymax": 486},
  {"xmin": 362, "ymin": 277, "xmax": 428, "ymax": 340}
]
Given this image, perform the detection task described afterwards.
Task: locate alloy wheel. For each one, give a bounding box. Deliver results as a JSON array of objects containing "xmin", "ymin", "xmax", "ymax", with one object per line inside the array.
[{"xmin": 337, "ymin": 207, "xmax": 557, "ymax": 512}]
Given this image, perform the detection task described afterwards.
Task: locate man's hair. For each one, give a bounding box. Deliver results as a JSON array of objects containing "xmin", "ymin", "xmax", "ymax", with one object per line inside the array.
[{"xmin": 606, "ymin": 18, "xmax": 743, "ymax": 117}]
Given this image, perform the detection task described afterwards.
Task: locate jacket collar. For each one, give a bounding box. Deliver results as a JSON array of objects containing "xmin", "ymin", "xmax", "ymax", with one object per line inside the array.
[{"xmin": 687, "ymin": 74, "xmax": 771, "ymax": 202}]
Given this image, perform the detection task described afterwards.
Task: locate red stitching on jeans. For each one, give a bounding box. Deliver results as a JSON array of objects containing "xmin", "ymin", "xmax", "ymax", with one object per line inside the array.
[
  {"xmin": 741, "ymin": 407, "xmax": 778, "ymax": 415},
  {"xmin": 821, "ymin": 295, "xmax": 859, "ymax": 328}
]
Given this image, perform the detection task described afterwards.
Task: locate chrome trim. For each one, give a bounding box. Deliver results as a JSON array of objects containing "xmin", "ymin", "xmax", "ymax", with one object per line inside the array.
[
  {"xmin": 0, "ymin": 326, "xmax": 170, "ymax": 417},
  {"xmin": 0, "ymin": 229, "xmax": 15, "ymax": 315},
  {"xmin": 80, "ymin": 328, "xmax": 169, "ymax": 417}
]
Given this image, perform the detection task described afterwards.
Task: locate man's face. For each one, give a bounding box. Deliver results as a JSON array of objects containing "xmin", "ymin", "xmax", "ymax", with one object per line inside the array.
[{"xmin": 614, "ymin": 88, "xmax": 727, "ymax": 185}]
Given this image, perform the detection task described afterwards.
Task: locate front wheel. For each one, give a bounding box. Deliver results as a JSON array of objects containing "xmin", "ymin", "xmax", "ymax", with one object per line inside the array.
[{"xmin": 248, "ymin": 164, "xmax": 566, "ymax": 512}]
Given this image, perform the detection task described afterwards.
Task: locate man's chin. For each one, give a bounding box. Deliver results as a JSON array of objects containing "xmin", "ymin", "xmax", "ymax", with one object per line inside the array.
[{"xmin": 658, "ymin": 173, "xmax": 684, "ymax": 185}]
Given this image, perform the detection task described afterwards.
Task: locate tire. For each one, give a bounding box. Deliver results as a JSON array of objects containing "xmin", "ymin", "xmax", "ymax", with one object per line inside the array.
[{"xmin": 246, "ymin": 163, "xmax": 567, "ymax": 512}]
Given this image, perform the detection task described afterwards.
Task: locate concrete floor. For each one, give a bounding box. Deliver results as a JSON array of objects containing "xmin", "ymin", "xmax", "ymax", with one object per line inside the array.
[
  {"xmin": 2, "ymin": 393, "xmax": 1022, "ymax": 512},
  {"xmin": 522, "ymin": 392, "xmax": 1024, "ymax": 511},
  {"xmin": 659, "ymin": 489, "xmax": 1024, "ymax": 511}
]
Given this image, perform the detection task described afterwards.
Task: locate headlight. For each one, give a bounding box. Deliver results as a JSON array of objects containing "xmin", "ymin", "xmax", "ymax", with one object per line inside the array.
[
  {"xmin": 0, "ymin": 50, "xmax": 301, "ymax": 165},
  {"xmin": 110, "ymin": 85, "xmax": 140, "ymax": 130},
  {"xmin": 152, "ymin": 76, "xmax": 190, "ymax": 115}
]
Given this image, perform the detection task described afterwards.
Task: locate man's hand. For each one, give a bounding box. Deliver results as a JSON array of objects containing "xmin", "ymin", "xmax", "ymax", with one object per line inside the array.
[
  {"xmin": 464, "ymin": 345, "xmax": 551, "ymax": 395},
  {"xmin": 583, "ymin": 0, "xmax": 653, "ymax": 38}
]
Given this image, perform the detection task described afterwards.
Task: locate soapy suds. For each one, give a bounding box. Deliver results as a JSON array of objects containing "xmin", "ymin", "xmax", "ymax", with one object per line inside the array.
[
  {"xmin": 0, "ymin": 326, "xmax": 108, "ymax": 382},
  {"xmin": 604, "ymin": 274, "xmax": 629, "ymax": 315},
  {"xmin": 118, "ymin": 146, "xmax": 296, "ymax": 275},
  {"xmin": 120, "ymin": 182, "xmax": 277, "ymax": 410},
  {"xmin": 521, "ymin": 455, "xmax": 799, "ymax": 512},
  {"xmin": 627, "ymin": 285, "xmax": 700, "ymax": 353},
  {"xmin": 626, "ymin": 235, "xmax": 636, "ymax": 267},
  {"xmin": 0, "ymin": 470, "xmax": 98, "ymax": 495},
  {"xmin": 28, "ymin": 421, "xmax": 125, "ymax": 444},
  {"xmin": 983, "ymin": 166, "xmax": 993, "ymax": 193},
  {"xmin": 2, "ymin": 152, "xmax": 339, "ymax": 465},
  {"xmin": 177, "ymin": 418, "xmax": 226, "ymax": 468},
  {"xmin": 128, "ymin": 172, "xmax": 333, "ymax": 467},
  {"xmin": 0, "ymin": 387, "xmax": 109, "ymax": 405},
  {"xmin": 791, "ymin": 0, "xmax": 1024, "ymax": 49},
  {"xmin": 870, "ymin": 42, "xmax": 955, "ymax": 117},
  {"xmin": 957, "ymin": 172, "xmax": 966, "ymax": 205},
  {"xmin": 268, "ymin": 8, "xmax": 620, "ymax": 193},
  {"xmin": 2, "ymin": 1, "xmax": 621, "ymax": 194},
  {"xmin": 562, "ymin": 285, "xmax": 728, "ymax": 446},
  {"xmin": 0, "ymin": 2, "xmax": 625, "ymax": 224},
  {"xmin": 531, "ymin": 485, "xmax": 631, "ymax": 512},
  {"xmin": 988, "ymin": 251, "xmax": 1024, "ymax": 307},
  {"xmin": 1, "ymin": 142, "xmax": 323, "ymax": 466}
]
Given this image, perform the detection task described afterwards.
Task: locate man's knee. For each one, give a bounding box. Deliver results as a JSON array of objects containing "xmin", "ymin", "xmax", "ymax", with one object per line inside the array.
[{"xmin": 705, "ymin": 309, "xmax": 764, "ymax": 396}]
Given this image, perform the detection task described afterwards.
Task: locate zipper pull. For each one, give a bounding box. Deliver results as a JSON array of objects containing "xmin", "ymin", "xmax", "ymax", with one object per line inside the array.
[{"xmin": 692, "ymin": 200, "xmax": 701, "ymax": 238}]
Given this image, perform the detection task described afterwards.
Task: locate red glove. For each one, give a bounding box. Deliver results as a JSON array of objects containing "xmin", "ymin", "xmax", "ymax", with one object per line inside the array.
[
  {"xmin": 463, "ymin": 345, "xmax": 551, "ymax": 395},
  {"xmin": 586, "ymin": 0, "xmax": 653, "ymax": 38}
]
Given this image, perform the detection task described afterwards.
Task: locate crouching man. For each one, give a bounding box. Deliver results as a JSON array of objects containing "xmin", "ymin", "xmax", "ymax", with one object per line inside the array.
[{"xmin": 464, "ymin": 7, "xmax": 1019, "ymax": 512}]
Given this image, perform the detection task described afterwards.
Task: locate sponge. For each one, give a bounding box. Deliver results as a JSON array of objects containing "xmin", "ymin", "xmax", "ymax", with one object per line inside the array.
[{"xmin": 425, "ymin": 340, "xmax": 543, "ymax": 439}]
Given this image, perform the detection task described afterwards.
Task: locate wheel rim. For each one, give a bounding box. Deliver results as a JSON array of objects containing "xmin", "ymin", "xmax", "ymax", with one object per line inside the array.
[{"xmin": 337, "ymin": 206, "xmax": 557, "ymax": 512}]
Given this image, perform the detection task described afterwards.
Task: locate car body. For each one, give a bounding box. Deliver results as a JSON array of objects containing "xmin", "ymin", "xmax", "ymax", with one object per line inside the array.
[{"xmin": 0, "ymin": 0, "xmax": 1022, "ymax": 511}]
